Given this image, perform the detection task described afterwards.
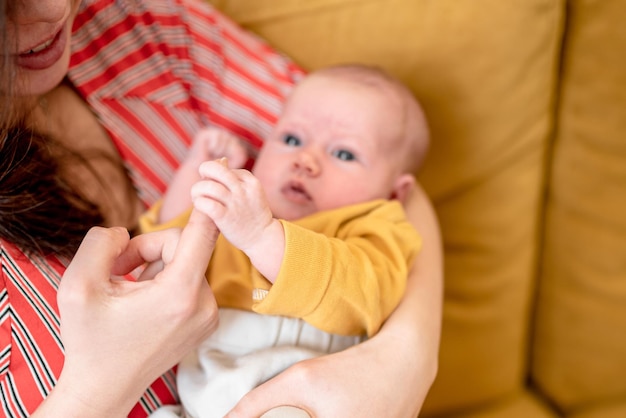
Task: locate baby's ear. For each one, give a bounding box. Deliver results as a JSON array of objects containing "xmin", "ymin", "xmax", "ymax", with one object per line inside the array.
[{"xmin": 390, "ymin": 173, "xmax": 416, "ymax": 205}]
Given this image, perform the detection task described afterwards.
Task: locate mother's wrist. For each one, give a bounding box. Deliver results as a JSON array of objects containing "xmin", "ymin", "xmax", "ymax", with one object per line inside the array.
[{"xmin": 35, "ymin": 373, "xmax": 137, "ymax": 418}]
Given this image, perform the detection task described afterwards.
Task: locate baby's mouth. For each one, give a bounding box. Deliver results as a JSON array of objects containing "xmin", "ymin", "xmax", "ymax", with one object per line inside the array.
[{"xmin": 282, "ymin": 181, "xmax": 312, "ymax": 203}]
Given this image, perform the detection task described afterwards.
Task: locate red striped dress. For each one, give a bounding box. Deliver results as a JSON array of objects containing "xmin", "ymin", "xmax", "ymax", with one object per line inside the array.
[{"xmin": 0, "ymin": 0, "xmax": 303, "ymax": 415}]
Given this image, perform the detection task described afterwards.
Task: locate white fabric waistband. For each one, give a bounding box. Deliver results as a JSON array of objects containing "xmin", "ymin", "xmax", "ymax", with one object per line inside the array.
[{"xmin": 202, "ymin": 308, "xmax": 364, "ymax": 356}]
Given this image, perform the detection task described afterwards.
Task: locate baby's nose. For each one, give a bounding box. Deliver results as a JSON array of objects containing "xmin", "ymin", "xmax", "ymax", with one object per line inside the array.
[{"xmin": 293, "ymin": 152, "xmax": 320, "ymax": 176}]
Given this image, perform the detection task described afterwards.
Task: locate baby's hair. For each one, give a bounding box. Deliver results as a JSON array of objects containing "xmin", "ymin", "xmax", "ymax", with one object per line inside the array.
[{"xmin": 311, "ymin": 64, "xmax": 430, "ymax": 174}]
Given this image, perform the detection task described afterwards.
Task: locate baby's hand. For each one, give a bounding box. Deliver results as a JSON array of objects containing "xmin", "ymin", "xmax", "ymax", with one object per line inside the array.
[
  {"xmin": 187, "ymin": 127, "xmax": 248, "ymax": 169},
  {"xmin": 191, "ymin": 160, "xmax": 274, "ymax": 251}
]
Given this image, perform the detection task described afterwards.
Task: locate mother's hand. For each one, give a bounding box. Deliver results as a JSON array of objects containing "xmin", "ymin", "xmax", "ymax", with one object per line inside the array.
[
  {"xmin": 36, "ymin": 210, "xmax": 220, "ymax": 417},
  {"xmin": 225, "ymin": 325, "xmax": 432, "ymax": 418}
]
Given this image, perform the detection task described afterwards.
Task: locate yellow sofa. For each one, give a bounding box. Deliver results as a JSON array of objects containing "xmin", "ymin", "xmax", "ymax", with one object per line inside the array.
[{"xmin": 206, "ymin": 1, "xmax": 626, "ymax": 416}]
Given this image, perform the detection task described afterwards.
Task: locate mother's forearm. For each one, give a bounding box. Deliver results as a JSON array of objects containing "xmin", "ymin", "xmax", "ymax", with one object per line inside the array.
[{"xmin": 380, "ymin": 182, "xmax": 443, "ymax": 407}]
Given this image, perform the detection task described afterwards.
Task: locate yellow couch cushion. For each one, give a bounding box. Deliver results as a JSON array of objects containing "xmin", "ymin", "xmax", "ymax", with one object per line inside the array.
[
  {"xmin": 532, "ymin": 0, "xmax": 626, "ymax": 414},
  {"xmin": 442, "ymin": 391, "xmax": 557, "ymax": 418},
  {"xmin": 572, "ymin": 403, "xmax": 626, "ymax": 418},
  {"xmin": 207, "ymin": 0, "xmax": 564, "ymax": 415}
]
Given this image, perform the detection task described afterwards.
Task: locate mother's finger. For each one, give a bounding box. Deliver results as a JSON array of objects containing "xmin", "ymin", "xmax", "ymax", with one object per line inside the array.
[
  {"xmin": 111, "ymin": 228, "xmax": 181, "ymax": 276},
  {"xmin": 61, "ymin": 226, "xmax": 130, "ymax": 290},
  {"xmin": 167, "ymin": 208, "xmax": 219, "ymax": 283}
]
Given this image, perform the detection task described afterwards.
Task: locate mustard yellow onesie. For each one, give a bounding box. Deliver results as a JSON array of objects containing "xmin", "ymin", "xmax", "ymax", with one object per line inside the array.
[{"xmin": 140, "ymin": 198, "xmax": 421, "ymax": 337}]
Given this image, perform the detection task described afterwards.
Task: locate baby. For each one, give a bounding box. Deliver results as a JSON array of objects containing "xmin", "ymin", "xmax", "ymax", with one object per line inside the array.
[{"xmin": 142, "ymin": 63, "xmax": 430, "ymax": 418}]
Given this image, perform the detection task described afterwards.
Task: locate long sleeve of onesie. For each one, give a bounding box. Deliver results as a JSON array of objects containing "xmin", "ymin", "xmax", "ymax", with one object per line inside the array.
[{"xmin": 253, "ymin": 200, "xmax": 421, "ymax": 337}]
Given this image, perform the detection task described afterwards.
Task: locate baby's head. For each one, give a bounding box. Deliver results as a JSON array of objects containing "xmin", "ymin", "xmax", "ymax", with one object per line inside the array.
[
  {"xmin": 309, "ymin": 64, "xmax": 430, "ymax": 173},
  {"xmin": 253, "ymin": 64, "xmax": 430, "ymax": 220}
]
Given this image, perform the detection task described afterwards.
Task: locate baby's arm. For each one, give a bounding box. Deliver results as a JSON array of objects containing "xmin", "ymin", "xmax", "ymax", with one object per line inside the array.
[
  {"xmin": 160, "ymin": 127, "xmax": 247, "ymax": 223},
  {"xmin": 254, "ymin": 202, "xmax": 419, "ymax": 336},
  {"xmin": 191, "ymin": 160, "xmax": 285, "ymax": 282}
]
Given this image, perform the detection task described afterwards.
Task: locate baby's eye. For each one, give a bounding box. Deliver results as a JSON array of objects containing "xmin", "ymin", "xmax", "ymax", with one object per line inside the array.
[
  {"xmin": 332, "ymin": 149, "xmax": 356, "ymax": 161},
  {"xmin": 282, "ymin": 134, "xmax": 301, "ymax": 147}
]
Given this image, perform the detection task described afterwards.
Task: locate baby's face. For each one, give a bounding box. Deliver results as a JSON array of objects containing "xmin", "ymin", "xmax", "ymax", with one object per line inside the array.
[{"xmin": 252, "ymin": 74, "xmax": 408, "ymax": 220}]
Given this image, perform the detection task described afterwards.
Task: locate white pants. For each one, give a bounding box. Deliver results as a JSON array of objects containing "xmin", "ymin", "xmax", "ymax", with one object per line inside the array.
[{"xmin": 150, "ymin": 308, "xmax": 363, "ymax": 418}]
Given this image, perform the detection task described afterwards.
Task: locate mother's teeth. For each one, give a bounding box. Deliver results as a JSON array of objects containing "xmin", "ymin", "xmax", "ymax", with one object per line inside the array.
[{"xmin": 29, "ymin": 38, "xmax": 54, "ymax": 54}]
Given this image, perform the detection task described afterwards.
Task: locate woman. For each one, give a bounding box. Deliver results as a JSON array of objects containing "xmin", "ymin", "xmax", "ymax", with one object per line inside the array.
[{"xmin": 0, "ymin": 0, "xmax": 442, "ymax": 416}]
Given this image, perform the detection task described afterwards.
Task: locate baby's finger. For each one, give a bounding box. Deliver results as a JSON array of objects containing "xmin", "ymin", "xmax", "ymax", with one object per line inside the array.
[
  {"xmin": 191, "ymin": 177, "xmax": 230, "ymax": 203},
  {"xmin": 192, "ymin": 195, "xmax": 227, "ymax": 221},
  {"xmin": 198, "ymin": 160, "xmax": 243, "ymax": 191},
  {"xmin": 232, "ymin": 168, "xmax": 259, "ymax": 185}
]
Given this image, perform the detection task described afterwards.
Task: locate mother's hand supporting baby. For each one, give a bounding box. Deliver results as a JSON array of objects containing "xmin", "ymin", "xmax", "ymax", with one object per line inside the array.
[{"xmin": 34, "ymin": 210, "xmax": 220, "ymax": 418}]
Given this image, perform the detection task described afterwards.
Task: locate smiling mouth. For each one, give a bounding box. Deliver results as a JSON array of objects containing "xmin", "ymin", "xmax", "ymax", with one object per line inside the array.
[
  {"xmin": 22, "ymin": 38, "xmax": 56, "ymax": 55},
  {"xmin": 15, "ymin": 25, "xmax": 67, "ymax": 71},
  {"xmin": 18, "ymin": 24, "xmax": 63, "ymax": 56}
]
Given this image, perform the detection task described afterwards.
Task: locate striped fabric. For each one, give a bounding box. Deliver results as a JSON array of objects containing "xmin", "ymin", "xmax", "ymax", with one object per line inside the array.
[{"xmin": 0, "ymin": 0, "xmax": 303, "ymax": 415}]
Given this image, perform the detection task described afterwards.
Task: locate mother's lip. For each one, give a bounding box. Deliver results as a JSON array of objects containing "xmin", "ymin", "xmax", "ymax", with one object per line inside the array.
[
  {"xmin": 18, "ymin": 22, "xmax": 64, "ymax": 55},
  {"xmin": 16, "ymin": 25, "xmax": 66, "ymax": 71},
  {"xmin": 20, "ymin": 37, "xmax": 55, "ymax": 55}
]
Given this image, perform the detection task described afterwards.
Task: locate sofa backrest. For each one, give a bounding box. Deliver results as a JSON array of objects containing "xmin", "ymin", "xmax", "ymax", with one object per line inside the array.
[{"xmin": 532, "ymin": 1, "xmax": 626, "ymax": 415}]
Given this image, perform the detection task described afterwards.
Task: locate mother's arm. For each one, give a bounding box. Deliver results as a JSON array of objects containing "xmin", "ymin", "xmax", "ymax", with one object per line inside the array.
[{"xmin": 227, "ymin": 182, "xmax": 443, "ymax": 417}]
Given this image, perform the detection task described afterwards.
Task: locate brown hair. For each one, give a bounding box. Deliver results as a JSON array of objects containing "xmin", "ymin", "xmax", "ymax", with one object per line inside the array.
[
  {"xmin": 0, "ymin": 5, "xmax": 107, "ymax": 258},
  {"xmin": 0, "ymin": 128, "xmax": 104, "ymax": 258}
]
